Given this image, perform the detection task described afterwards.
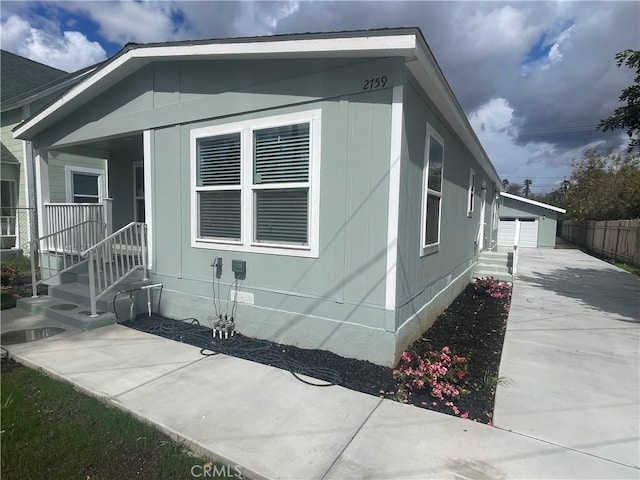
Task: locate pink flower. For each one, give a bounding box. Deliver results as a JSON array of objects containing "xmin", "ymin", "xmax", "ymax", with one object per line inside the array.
[
  {"xmin": 461, "ymin": 412, "xmax": 469, "ymax": 419},
  {"xmin": 401, "ymin": 351, "xmax": 412, "ymax": 362}
]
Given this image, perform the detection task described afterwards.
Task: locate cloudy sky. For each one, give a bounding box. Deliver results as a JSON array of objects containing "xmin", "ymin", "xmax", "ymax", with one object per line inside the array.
[{"xmin": 2, "ymin": 1, "xmax": 638, "ymax": 192}]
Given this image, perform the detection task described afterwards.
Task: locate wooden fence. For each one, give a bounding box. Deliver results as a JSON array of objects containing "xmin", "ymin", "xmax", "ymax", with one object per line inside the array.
[{"xmin": 559, "ymin": 219, "xmax": 640, "ymax": 267}]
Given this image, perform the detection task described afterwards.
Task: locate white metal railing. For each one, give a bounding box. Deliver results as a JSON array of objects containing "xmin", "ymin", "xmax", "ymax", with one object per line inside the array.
[
  {"xmin": 46, "ymin": 203, "xmax": 104, "ymax": 234},
  {"xmin": 45, "ymin": 200, "xmax": 113, "ymax": 238},
  {"xmin": 81, "ymin": 222, "xmax": 148, "ymax": 317},
  {"xmin": 29, "ymin": 221, "xmax": 106, "ymax": 297},
  {"xmin": 513, "ymin": 220, "xmax": 521, "ymax": 276}
]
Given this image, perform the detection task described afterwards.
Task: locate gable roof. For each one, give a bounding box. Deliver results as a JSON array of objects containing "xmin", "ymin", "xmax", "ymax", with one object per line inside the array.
[
  {"xmin": 500, "ymin": 192, "xmax": 567, "ymax": 213},
  {"xmin": 1, "ymin": 50, "xmax": 67, "ymax": 105},
  {"xmin": 12, "ymin": 28, "xmax": 501, "ymax": 187},
  {"xmin": 1, "ymin": 51, "xmax": 101, "ymax": 113}
]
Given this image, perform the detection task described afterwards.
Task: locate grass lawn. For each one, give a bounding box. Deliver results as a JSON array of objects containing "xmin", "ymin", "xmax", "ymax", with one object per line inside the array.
[{"xmin": 1, "ymin": 359, "xmax": 234, "ymax": 479}]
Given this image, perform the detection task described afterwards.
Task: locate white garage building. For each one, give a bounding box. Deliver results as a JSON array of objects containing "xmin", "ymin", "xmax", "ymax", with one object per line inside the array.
[{"xmin": 498, "ymin": 192, "xmax": 566, "ymax": 248}]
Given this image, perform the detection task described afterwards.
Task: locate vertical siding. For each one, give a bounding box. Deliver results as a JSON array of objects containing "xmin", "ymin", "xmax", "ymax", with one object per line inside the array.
[
  {"xmin": 108, "ymin": 144, "xmax": 141, "ymax": 230},
  {"xmin": 395, "ymin": 74, "xmax": 497, "ymax": 328},
  {"xmin": 149, "ymin": 91, "xmax": 392, "ymax": 330},
  {"xmin": 48, "ymin": 152, "xmax": 107, "ymax": 203},
  {"xmin": 343, "ymin": 89, "xmax": 391, "ymax": 305}
]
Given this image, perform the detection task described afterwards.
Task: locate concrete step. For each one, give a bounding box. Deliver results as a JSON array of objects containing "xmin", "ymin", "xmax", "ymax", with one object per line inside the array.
[
  {"xmin": 33, "ymin": 268, "xmax": 160, "ymax": 330},
  {"xmin": 473, "ymin": 270, "xmax": 513, "ymax": 283},
  {"xmin": 477, "ymin": 256, "xmax": 512, "ymax": 267},
  {"xmin": 16, "ymin": 296, "xmax": 117, "ymax": 330}
]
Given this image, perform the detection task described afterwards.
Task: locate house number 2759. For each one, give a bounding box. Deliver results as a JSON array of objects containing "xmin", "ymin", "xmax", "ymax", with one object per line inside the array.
[{"xmin": 362, "ymin": 76, "xmax": 388, "ymax": 90}]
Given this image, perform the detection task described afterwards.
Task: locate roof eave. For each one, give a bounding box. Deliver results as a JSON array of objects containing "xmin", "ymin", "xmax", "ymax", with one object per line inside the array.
[
  {"xmin": 500, "ymin": 192, "xmax": 567, "ymax": 213},
  {"xmin": 2, "ymin": 67, "xmax": 97, "ymax": 113},
  {"xmin": 13, "ymin": 31, "xmax": 419, "ymax": 140}
]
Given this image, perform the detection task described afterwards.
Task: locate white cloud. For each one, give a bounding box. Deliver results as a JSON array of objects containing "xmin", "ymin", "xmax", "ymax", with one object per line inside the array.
[
  {"xmin": 469, "ymin": 97, "xmax": 520, "ymax": 136},
  {"xmin": 66, "ymin": 1, "xmax": 190, "ymax": 44},
  {"xmin": 0, "ymin": 14, "xmax": 107, "ymax": 71},
  {"xmin": 470, "ymin": 98, "xmax": 576, "ymax": 191}
]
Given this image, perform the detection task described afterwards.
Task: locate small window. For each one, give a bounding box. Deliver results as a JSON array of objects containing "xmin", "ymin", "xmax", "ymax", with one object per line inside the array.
[
  {"xmin": 420, "ymin": 124, "xmax": 444, "ymax": 256},
  {"xmin": 467, "ymin": 169, "xmax": 475, "ymax": 216},
  {"xmin": 65, "ymin": 167, "xmax": 104, "ymax": 204},
  {"xmin": 0, "ymin": 180, "xmax": 17, "ymax": 240},
  {"xmin": 72, "ymin": 173, "xmax": 100, "ymax": 203}
]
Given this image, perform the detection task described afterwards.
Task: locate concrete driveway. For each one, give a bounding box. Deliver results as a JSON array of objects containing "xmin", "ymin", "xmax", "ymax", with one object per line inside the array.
[
  {"xmin": 2, "ymin": 247, "xmax": 639, "ymax": 479},
  {"xmin": 494, "ymin": 248, "xmax": 640, "ymax": 470}
]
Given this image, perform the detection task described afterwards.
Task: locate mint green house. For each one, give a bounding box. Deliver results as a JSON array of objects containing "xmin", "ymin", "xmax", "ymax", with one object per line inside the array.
[{"xmin": 14, "ymin": 29, "xmax": 502, "ymax": 366}]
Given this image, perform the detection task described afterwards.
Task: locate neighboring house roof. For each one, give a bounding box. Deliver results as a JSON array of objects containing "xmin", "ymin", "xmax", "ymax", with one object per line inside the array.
[
  {"xmin": 1, "ymin": 50, "xmax": 100, "ymax": 113},
  {"xmin": 500, "ymin": 192, "xmax": 567, "ymax": 214},
  {"xmin": 1, "ymin": 50, "xmax": 67, "ymax": 105},
  {"xmin": 12, "ymin": 27, "xmax": 502, "ymax": 188}
]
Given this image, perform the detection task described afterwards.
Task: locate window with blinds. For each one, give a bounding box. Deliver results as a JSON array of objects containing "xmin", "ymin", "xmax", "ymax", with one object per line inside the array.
[
  {"xmin": 253, "ymin": 124, "xmax": 310, "ymax": 245},
  {"xmin": 421, "ymin": 125, "xmax": 445, "ymax": 255},
  {"xmin": 196, "ymin": 132, "xmax": 242, "ymax": 241},
  {"xmin": 191, "ymin": 109, "xmax": 320, "ymax": 255}
]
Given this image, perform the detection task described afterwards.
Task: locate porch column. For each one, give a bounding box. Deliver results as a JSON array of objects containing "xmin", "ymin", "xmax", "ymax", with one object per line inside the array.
[
  {"xmin": 103, "ymin": 197, "xmax": 113, "ymax": 236},
  {"xmin": 34, "ymin": 149, "xmax": 50, "ymax": 239}
]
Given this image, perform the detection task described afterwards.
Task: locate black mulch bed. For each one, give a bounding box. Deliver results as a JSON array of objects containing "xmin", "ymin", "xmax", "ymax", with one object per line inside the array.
[{"xmin": 122, "ymin": 282, "xmax": 510, "ymax": 423}]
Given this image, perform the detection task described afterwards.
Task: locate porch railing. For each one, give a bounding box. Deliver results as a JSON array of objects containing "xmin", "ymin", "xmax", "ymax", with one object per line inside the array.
[
  {"xmin": 45, "ymin": 203, "xmax": 103, "ymax": 234},
  {"xmin": 1, "ymin": 216, "xmax": 16, "ymax": 236},
  {"xmin": 29, "ymin": 221, "xmax": 106, "ymax": 297},
  {"xmin": 1, "ymin": 207, "xmax": 37, "ymax": 250},
  {"xmin": 81, "ymin": 222, "xmax": 148, "ymax": 317}
]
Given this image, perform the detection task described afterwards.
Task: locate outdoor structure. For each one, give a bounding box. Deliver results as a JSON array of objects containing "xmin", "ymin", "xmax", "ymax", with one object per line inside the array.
[
  {"xmin": 498, "ymin": 192, "xmax": 566, "ymax": 248},
  {"xmin": 1, "ymin": 50, "xmax": 103, "ymax": 254},
  {"xmin": 13, "ymin": 28, "xmax": 503, "ymax": 366}
]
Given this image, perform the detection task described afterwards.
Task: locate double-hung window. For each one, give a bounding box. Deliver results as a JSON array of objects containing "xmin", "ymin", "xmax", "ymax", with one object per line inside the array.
[
  {"xmin": 191, "ymin": 109, "xmax": 321, "ymax": 257},
  {"xmin": 420, "ymin": 124, "xmax": 444, "ymax": 256},
  {"xmin": 64, "ymin": 166, "xmax": 105, "ymax": 204}
]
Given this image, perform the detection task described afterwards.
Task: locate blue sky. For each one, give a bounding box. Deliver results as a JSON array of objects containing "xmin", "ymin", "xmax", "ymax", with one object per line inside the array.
[{"xmin": 2, "ymin": 1, "xmax": 638, "ymax": 193}]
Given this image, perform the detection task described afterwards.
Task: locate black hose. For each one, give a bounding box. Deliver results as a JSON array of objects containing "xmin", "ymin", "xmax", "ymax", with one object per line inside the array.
[{"xmin": 122, "ymin": 315, "xmax": 342, "ymax": 387}]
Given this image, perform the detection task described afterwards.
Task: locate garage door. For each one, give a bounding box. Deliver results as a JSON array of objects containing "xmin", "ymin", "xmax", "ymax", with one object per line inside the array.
[
  {"xmin": 498, "ymin": 217, "xmax": 538, "ymax": 247},
  {"xmin": 497, "ymin": 218, "xmax": 516, "ymax": 246},
  {"xmin": 518, "ymin": 218, "xmax": 538, "ymax": 247}
]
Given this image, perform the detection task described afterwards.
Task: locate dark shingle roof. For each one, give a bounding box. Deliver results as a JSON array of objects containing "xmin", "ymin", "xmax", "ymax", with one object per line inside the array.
[{"xmin": 1, "ymin": 50, "xmax": 68, "ymax": 105}]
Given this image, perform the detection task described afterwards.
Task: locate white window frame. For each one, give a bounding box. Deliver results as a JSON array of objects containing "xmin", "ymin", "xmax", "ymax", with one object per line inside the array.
[
  {"xmin": 190, "ymin": 109, "xmax": 321, "ymax": 257},
  {"xmin": 133, "ymin": 162, "xmax": 145, "ymax": 222},
  {"xmin": 64, "ymin": 165, "xmax": 106, "ymax": 203},
  {"xmin": 420, "ymin": 124, "xmax": 444, "ymax": 257},
  {"xmin": 467, "ymin": 168, "xmax": 475, "ymax": 217}
]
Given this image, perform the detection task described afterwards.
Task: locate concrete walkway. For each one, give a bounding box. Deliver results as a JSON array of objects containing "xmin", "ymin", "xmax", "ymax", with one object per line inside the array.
[
  {"xmin": 494, "ymin": 248, "xmax": 640, "ymax": 470},
  {"xmin": 2, "ymin": 248, "xmax": 639, "ymax": 479}
]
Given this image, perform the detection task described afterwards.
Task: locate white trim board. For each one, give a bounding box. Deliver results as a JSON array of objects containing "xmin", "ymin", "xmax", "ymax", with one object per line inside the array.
[
  {"xmin": 500, "ymin": 191, "xmax": 566, "ymax": 213},
  {"xmin": 143, "ymin": 130, "xmax": 153, "ymax": 269},
  {"xmin": 385, "ymin": 85, "xmax": 403, "ymax": 311}
]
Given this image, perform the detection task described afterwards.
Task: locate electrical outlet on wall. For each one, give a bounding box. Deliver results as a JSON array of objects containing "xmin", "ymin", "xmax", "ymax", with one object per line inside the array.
[{"xmin": 231, "ymin": 290, "xmax": 254, "ymax": 305}]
